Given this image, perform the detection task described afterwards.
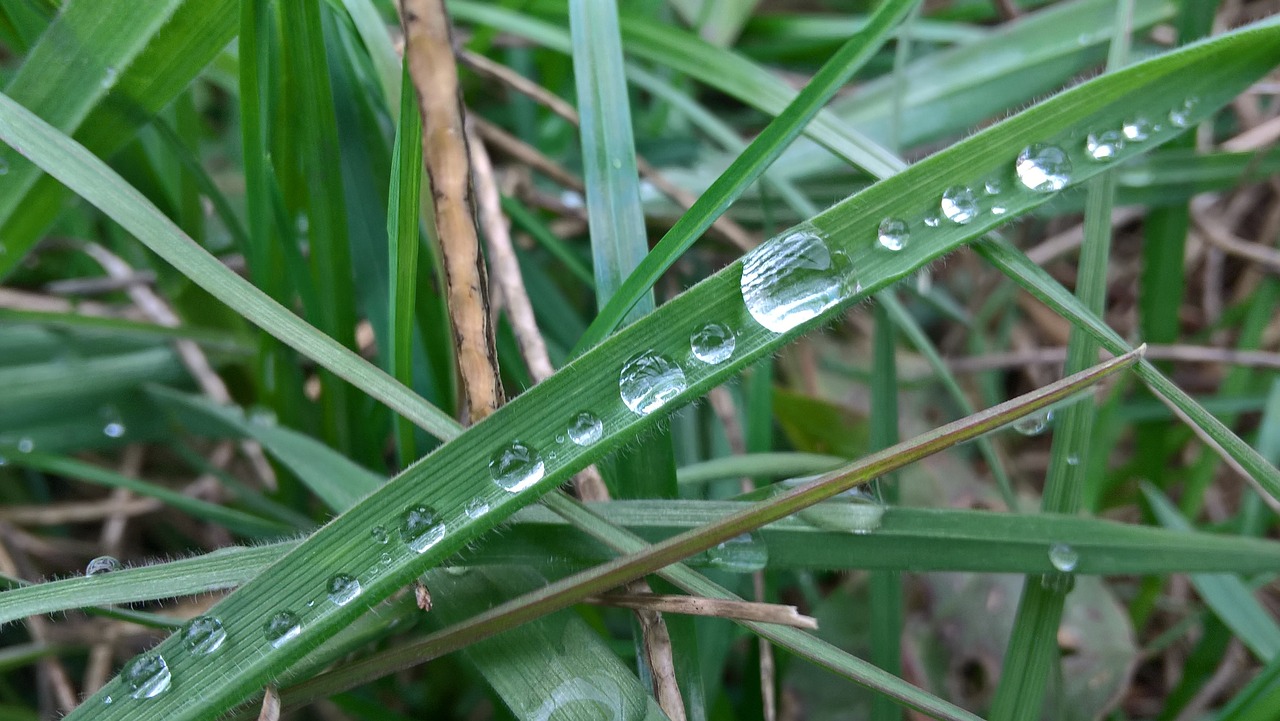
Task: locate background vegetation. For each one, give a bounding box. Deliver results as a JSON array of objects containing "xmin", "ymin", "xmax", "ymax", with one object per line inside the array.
[{"xmin": 1, "ymin": 0, "xmax": 1279, "ymax": 720}]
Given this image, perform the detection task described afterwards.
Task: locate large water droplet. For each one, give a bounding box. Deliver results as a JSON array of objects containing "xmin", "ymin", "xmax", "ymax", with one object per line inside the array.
[
  {"xmin": 370, "ymin": 526, "xmax": 389, "ymax": 544},
  {"xmin": 264, "ymin": 611, "xmax": 300, "ymax": 648},
  {"xmin": 181, "ymin": 615, "xmax": 226, "ymax": 655},
  {"xmin": 326, "ymin": 574, "xmax": 362, "ymax": 606},
  {"xmin": 1015, "ymin": 144, "xmax": 1072, "ymax": 192},
  {"xmin": 798, "ymin": 486, "xmax": 886, "ymax": 534},
  {"xmin": 566, "ymin": 411, "xmax": 604, "ymax": 446},
  {"xmin": 706, "ymin": 532, "xmax": 768, "ymax": 573},
  {"xmin": 740, "ymin": 226, "xmax": 845, "ymax": 333},
  {"xmin": 1086, "ymin": 130, "xmax": 1124, "ymax": 161},
  {"xmin": 1048, "ymin": 543, "xmax": 1079, "ymax": 572},
  {"xmin": 122, "ymin": 653, "xmax": 171, "ymax": 699},
  {"xmin": 400, "ymin": 505, "xmax": 446, "ymax": 552},
  {"xmin": 876, "ymin": 218, "xmax": 909, "ymax": 251},
  {"xmin": 941, "ymin": 186, "xmax": 979, "ymax": 224},
  {"xmin": 465, "ymin": 497, "xmax": 490, "ymax": 519},
  {"xmin": 689, "ymin": 323, "xmax": 735, "ymax": 364},
  {"xmin": 1122, "ymin": 117, "xmax": 1154, "ymax": 141},
  {"xmin": 618, "ymin": 352, "xmax": 687, "ymax": 415},
  {"xmin": 1012, "ymin": 409, "xmax": 1053, "ymax": 436},
  {"xmin": 1169, "ymin": 97, "xmax": 1198, "ymax": 128},
  {"xmin": 86, "ymin": 556, "xmax": 122, "ymax": 576},
  {"xmin": 490, "ymin": 441, "xmax": 546, "ymax": 492}
]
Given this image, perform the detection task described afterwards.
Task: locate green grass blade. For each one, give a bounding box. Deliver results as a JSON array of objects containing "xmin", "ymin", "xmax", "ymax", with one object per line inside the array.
[
  {"xmin": 0, "ymin": 89, "xmax": 462, "ymax": 442},
  {"xmin": 0, "ymin": 0, "xmax": 237, "ymax": 277},
  {"xmin": 1144, "ymin": 484, "xmax": 1280, "ymax": 661},
  {"xmin": 573, "ymin": 0, "xmax": 916, "ymax": 351},
  {"xmin": 868, "ymin": 303, "xmax": 903, "ymax": 721},
  {"xmin": 388, "ymin": 59, "xmax": 424, "ymax": 466}
]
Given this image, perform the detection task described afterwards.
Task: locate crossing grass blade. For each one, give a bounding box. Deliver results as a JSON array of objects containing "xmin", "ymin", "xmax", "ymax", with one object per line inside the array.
[{"xmin": 2, "ymin": 14, "xmax": 1277, "ymax": 719}]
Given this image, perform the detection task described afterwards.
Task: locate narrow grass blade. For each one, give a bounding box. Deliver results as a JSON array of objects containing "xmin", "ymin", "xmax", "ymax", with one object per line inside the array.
[
  {"xmin": 0, "ymin": 90, "xmax": 461, "ymax": 442},
  {"xmin": 388, "ymin": 59, "xmax": 425, "ymax": 466}
]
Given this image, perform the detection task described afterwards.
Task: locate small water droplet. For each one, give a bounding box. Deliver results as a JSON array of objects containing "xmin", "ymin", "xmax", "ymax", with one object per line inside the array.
[
  {"xmin": 0, "ymin": 157, "xmax": 9, "ymax": 175},
  {"xmin": 566, "ymin": 411, "xmax": 604, "ymax": 446},
  {"xmin": 86, "ymin": 556, "xmax": 122, "ymax": 576},
  {"xmin": 248, "ymin": 406, "xmax": 277, "ymax": 426},
  {"xmin": 984, "ymin": 178, "xmax": 1003, "ymax": 195},
  {"xmin": 400, "ymin": 505, "xmax": 446, "ymax": 552},
  {"xmin": 740, "ymin": 225, "xmax": 846, "ymax": 333},
  {"xmin": 326, "ymin": 574, "xmax": 362, "ymax": 606},
  {"xmin": 941, "ymin": 186, "xmax": 979, "ymax": 224},
  {"xmin": 295, "ymin": 214, "xmax": 309, "ymax": 234},
  {"xmin": 1015, "ymin": 144, "xmax": 1072, "ymax": 192},
  {"xmin": 264, "ymin": 611, "xmax": 300, "ymax": 648},
  {"xmin": 122, "ymin": 653, "xmax": 171, "ymax": 699},
  {"xmin": 1049, "ymin": 543, "xmax": 1079, "ymax": 572},
  {"xmin": 1066, "ymin": 454, "xmax": 1080, "ymax": 466},
  {"xmin": 1122, "ymin": 117, "xmax": 1154, "ymax": 141},
  {"xmin": 705, "ymin": 532, "xmax": 768, "ymax": 573},
  {"xmin": 1086, "ymin": 130, "xmax": 1124, "ymax": 161},
  {"xmin": 465, "ymin": 497, "xmax": 490, "ymax": 519},
  {"xmin": 555, "ymin": 434, "xmax": 566, "ymax": 444},
  {"xmin": 102, "ymin": 422, "xmax": 126, "ymax": 439},
  {"xmin": 923, "ymin": 214, "xmax": 940, "ymax": 228},
  {"xmin": 101, "ymin": 66, "xmax": 118, "ymax": 89},
  {"xmin": 1012, "ymin": 409, "xmax": 1053, "ymax": 436},
  {"xmin": 991, "ymin": 204, "xmax": 1007, "ymax": 215},
  {"xmin": 16, "ymin": 437, "xmax": 34, "ymax": 453},
  {"xmin": 371, "ymin": 526, "xmax": 389, "ymax": 544},
  {"xmin": 444, "ymin": 565, "xmax": 470, "ymax": 576},
  {"xmin": 689, "ymin": 323, "xmax": 736, "ymax": 364},
  {"xmin": 1169, "ymin": 97, "xmax": 1198, "ymax": 128},
  {"xmin": 489, "ymin": 441, "xmax": 545, "ymax": 492},
  {"xmin": 181, "ymin": 615, "xmax": 227, "ymax": 655},
  {"xmin": 618, "ymin": 351, "xmax": 687, "ymax": 415},
  {"xmin": 798, "ymin": 486, "xmax": 886, "ymax": 534},
  {"xmin": 611, "ymin": 158, "xmax": 622, "ymax": 169},
  {"xmin": 379, "ymin": 552, "xmax": 392, "ymax": 566},
  {"xmin": 876, "ymin": 217, "xmax": 909, "ymax": 251},
  {"xmin": 103, "ymin": 695, "xmax": 112, "ymax": 705}
]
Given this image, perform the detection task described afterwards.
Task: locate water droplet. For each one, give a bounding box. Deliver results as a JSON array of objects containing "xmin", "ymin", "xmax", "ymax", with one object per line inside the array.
[
  {"xmin": 378, "ymin": 552, "xmax": 392, "ymax": 567},
  {"xmin": 1015, "ymin": 144, "xmax": 1072, "ymax": 192},
  {"xmin": 798, "ymin": 487, "xmax": 886, "ymax": 534},
  {"xmin": 370, "ymin": 526, "xmax": 389, "ymax": 544},
  {"xmin": 1049, "ymin": 543, "xmax": 1079, "ymax": 572},
  {"xmin": 103, "ymin": 695, "xmax": 112, "ymax": 705},
  {"xmin": 1122, "ymin": 117, "xmax": 1154, "ymax": 141},
  {"xmin": 876, "ymin": 217, "xmax": 909, "ymax": 251},
  {"xmin": 0, "ymin": 157, "xmax": 9, "ymax": 175},
  {"xmin": 181, "ymin": 615, "xmax": 226, "ymax": 655},
  {"xmin": 101, "ymin": 66, "xmax": 118, "ymax": 89},
  {"xmin": 326, "ymin": 574, "xmax": 362, "ymax": 606},
  {"xmin": 122, "ymin": 653, "xmax": 171, "ymax": 699},
  {"xmin": 705, "ymin": 532, "xmax": 768, "ymax": 573},
  {"xmin": 400, "ymin": 504, "xmax": 446, "ymax": 552},
  {"xmin": 1169, "ymin": 97, "xmax": 1198, "ymax": 128},
  {"xmin": 923, "ymin": 214, "xmax": 940, "ymax": 228},
  {"xmin": 263, "ymin": 611, "xmax": 300, "ymax": 648},
  {"xmin": 740, "ymin": 225, "xmax": 846, "ymax": 333},
  {"xmin": 16, "ymin": 437, "xmax": 34, "ymax": 453},
  {"xmin": 295, "ymin": 214, "xmax": 309, "ymax": 234},
  {"xmin": 248, "ymin": 406, "xmax": 278, "ymax": 426},
  {"xmin": 86, "ymin": 556, "xmax": 122, "ymax": 576},
  {"xmin": 489, "ymin": 441, "xmax": 546, "ymax": 492},
  {"xmin": 531, "ymin": 675, "xmax": 638, "ymax": 721},
  {"xmin": 941, "ymin": 186, "xmax": 979, "ymax": 224},
  {"xmin": 560, "ymin": 190, "xmax": 585, "ymax": 209},
  {"xmin": 465, "ymin": 497, "xmax": 490, "ymax": 519},
  {"xmin": 984, "ymin": 178, "xmax": 1003, "ymax": 195},
  {"xmin": 618, "ymin": 351, "xmax": 687, "ymax": 415},
  {"xmin": 1066, "ymin": 454, "xmax": 1080, "ymax": 466},
  {"xmin": 991, "ymin": 204, "xmax": 1007, "ymax": 215},
  {"xmin": 1012, "ymin": 409, "xmax": 1053, "ymax": 436},
  {"xmin": 444, "ymin": 564, "xmax": 470, "ymax": 576},
  {"xmin": 566, "ymin": 411, "xmax": 604, "ymax": 446},
  {"xmin": 1086, "ymin": 130, "xmax": 1124, "ymax": 161},
  {"xmin": 103, "ymin": 422, "xmax": 126, "ymax": 439},
  {"xmin": 555, "ymin": 434, "xmax": 566, "ymax": 444},
  {"xmin": 689, "ymin": 323, "xmax": 736, "ymax": 364}
]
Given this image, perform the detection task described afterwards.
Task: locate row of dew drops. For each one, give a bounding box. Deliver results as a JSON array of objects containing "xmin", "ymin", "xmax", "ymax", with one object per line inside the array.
[{"xmin": 87, "ymin": 99, "xmax": 1194, "ymax": 706}]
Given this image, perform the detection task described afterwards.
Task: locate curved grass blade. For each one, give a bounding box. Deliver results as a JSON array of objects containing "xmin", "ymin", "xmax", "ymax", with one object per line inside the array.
[{"xmin": 0, "ymin": 91, "xmax": 461, "ymax": 443}]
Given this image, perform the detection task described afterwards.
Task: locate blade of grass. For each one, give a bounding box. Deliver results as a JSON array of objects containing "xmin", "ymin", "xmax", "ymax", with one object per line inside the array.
[
  {"xmin": 388, "ymin": 59, "xmax": 424, "ymax": 467},
  {"xmin": 868, "ymin": 302, "xmax": 903, "ymax": 721}
]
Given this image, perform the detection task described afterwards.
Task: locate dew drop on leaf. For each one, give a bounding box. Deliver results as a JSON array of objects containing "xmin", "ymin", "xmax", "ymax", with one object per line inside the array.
[
  {"xmin": 705, "ymin": 532, "xmax": 768, "ymax": 573},
  {"xmin": 263, "ymin": 611, "xmax": 300, "ymax": 648},
  {"xmin": 86, "ymin": 556, "xmax": 122, "ymax": 576},
  {"xmin": 1015, "ymin": 144, "xmax": 1072, "ymax": 192},
  {"xmin": 940, "ymin": 186, "xmax": 979, "ymax": 224},
  {"xmin": 123, "ymin": 653, "xmax": 171, "ymax": 699},
  {"xmin": 566, "ymin": 411, "xmax": 604, "ymax": 446},
  {"xmin": 618, "ymin": 352, "xmax": 687, "ymax": 415},
  {"xmin": 1049, "ymin": 542, "xmax": 1079, "ymax": 572},
  {"xmin": 876, "ymin": 218, "xmax": 909, "ymax": 251},
  {"xmin": 689, "ymin": 323, "xmax": 736, "ymax": 365},
  {"xmin": 1086, "ymin": 130, "xmax": 1124, "ymax": 161},
  {"xmin": 740, "ymin": 225, "xmax": 846, "ymax": 333},
  {"xmin": 326, "ymin": 574, "xmax": 362, "ymax": 606},
  {"xmin": 400, "ymin": 504, "xmax": 446, "ymax": 552},
  {"xmin": 181, "ymin": 615, "xmax": 227, "ymax": 656},
  {"xmin": 489, "ymin": 441, "xmax": 546, "ymax": 492}
]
